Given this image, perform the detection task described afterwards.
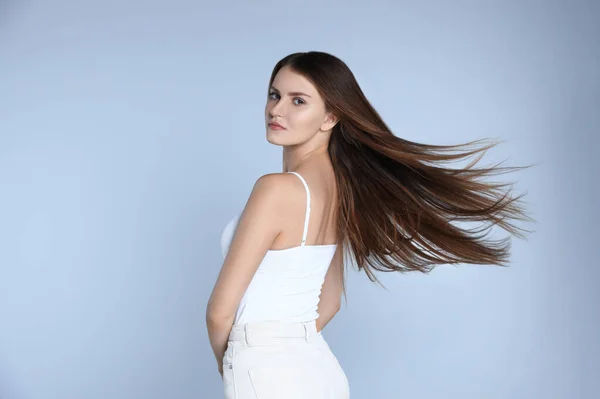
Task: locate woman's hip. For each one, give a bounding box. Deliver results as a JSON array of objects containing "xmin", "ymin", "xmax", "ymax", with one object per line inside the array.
[{"xmin": 222, "ymin": 319, "xmax": 349, "ymax": 398}]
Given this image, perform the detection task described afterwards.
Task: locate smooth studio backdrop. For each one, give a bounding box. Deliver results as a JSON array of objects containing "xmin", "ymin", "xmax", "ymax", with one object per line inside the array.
[{"xmin": 1, "ymin": 1, "xmax": 598, "ymax": 398}]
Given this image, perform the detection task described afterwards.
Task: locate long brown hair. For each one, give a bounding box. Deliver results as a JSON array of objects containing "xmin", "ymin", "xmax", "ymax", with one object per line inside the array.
[{"xmin": 268, "ymin": 51, "xmax": 537, "ymax": 305}]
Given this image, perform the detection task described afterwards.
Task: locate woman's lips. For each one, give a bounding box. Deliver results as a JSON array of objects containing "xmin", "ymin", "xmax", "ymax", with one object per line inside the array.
[{"xmin": 268, "ymin": 123, "xmax": 286, "ymax": 130}]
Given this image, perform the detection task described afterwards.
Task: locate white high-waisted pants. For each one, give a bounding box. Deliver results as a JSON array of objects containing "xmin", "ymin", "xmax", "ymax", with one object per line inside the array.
[{"xmin": 222, "ymin": 319, "xmax": 349, "ymax": 398}]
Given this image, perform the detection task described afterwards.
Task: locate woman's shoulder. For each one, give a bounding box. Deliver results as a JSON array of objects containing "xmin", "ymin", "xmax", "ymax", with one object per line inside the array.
[
  {"xmin": 251, "ymin": 172, "xmax": 307, "ymax": 193},
  {"xmin": 244, "ymin": 172, "xmax": 303, "ymax": 212},
  {"xmin": 240, "ymin": 172, "xmax": 316, "ymax": 223}
]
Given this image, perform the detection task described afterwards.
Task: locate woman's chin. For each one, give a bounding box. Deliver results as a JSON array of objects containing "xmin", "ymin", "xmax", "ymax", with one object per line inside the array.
[{"xmin": 265, "ymin": 133, "xmax": 280, "ymax": 145}]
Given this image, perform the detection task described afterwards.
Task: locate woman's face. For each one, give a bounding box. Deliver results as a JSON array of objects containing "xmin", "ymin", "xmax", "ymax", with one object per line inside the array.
[{"xmin": 265, "ymin": 66, "xmax": 336, "ymax": 145}]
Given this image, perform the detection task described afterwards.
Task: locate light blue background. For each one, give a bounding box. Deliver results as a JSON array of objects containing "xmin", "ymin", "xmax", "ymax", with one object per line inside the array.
[{"xmin": 1, "ymin": 1, "xmax": 598, "ymax": 398}]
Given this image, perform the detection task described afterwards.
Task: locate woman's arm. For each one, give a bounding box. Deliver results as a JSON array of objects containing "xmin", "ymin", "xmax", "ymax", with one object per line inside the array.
[
  {"xmin": 206, "ymin": 314, "xmax": 234, "ymax": 377},
  {"xmin": 205, "ymin": 174, "xmax": 289, "ymax": 373}
]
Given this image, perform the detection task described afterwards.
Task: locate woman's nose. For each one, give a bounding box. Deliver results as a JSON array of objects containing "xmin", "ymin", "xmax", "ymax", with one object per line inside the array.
[{"xmin": 269, "ymin": 102, "xmax": 284, "ymax": 118}]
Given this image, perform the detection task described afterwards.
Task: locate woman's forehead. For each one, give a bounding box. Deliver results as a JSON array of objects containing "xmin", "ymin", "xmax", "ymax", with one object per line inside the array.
[{"xmin": 272, "ymin": 68, "xmax": 317, "ymax": 95}]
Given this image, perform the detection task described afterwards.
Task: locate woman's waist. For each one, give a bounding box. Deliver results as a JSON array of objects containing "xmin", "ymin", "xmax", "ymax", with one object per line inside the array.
[
  {"xmin": 229, "ymin": 319, "xmax": 319, "ymax": 343},
  {"xmin": 233, "ymin": 300, "xmax": 319, "ymax": 326}
]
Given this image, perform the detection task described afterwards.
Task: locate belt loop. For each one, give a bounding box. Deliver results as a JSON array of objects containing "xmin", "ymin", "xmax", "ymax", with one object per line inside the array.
[
  {"xmin": 303, "ymin": 323, "xmax": 310, "ymax": 342},
  {"xmin": 244, "ymin": 324, "xmax": 251, "ymax": 346}
]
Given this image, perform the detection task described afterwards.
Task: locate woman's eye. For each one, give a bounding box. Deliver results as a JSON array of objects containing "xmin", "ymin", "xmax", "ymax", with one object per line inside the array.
[{"xmin": 268, "ymin": 92, "xmax": 304, "ymax": 105}]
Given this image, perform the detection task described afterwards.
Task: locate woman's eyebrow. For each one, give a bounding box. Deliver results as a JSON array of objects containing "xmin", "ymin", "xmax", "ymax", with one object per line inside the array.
[{"xmin": 269, "ymin": 86, "xmax": 312, "ymax": 98}]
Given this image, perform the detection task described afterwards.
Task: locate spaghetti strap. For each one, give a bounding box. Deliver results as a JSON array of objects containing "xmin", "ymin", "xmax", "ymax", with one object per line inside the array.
[{"xmin": 287, "ymin": 171, "xmax": 311, "ymax": 246}]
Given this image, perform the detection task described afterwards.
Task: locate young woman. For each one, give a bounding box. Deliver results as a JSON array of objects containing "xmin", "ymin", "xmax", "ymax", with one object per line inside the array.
[{"xmin": 206, "ymin": 51, "xmax": 535, "ymax": 398}]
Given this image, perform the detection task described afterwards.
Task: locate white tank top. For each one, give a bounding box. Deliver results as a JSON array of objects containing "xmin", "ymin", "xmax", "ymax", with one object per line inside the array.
[{"xmin": 220, "ymin": 171, "xmax": 338, "ymax": 326}]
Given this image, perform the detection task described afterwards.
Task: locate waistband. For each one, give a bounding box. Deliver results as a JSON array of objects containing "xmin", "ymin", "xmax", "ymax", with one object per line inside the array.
[{"xmin": 228, "ymin": 319, "xmax": 320, "ymax": 346}]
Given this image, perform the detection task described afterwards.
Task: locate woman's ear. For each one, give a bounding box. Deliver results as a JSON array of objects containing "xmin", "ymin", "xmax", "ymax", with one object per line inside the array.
[{"xmin": 321, "ymin": 113, "xmax": 339, "ymax": 131}]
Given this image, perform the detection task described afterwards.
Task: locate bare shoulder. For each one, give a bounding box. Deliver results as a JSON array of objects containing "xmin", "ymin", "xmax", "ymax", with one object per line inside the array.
[
  {"xmin": 254, "ymin": 172, "xmax": 301, "ymax": 187},
  {"xmin": 250, "ymin": 172, "xmax": 304, "ymax": 203},
  {"xmin": 253, "ymin": 172, "xmax": 291, "ymax": 188}
]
